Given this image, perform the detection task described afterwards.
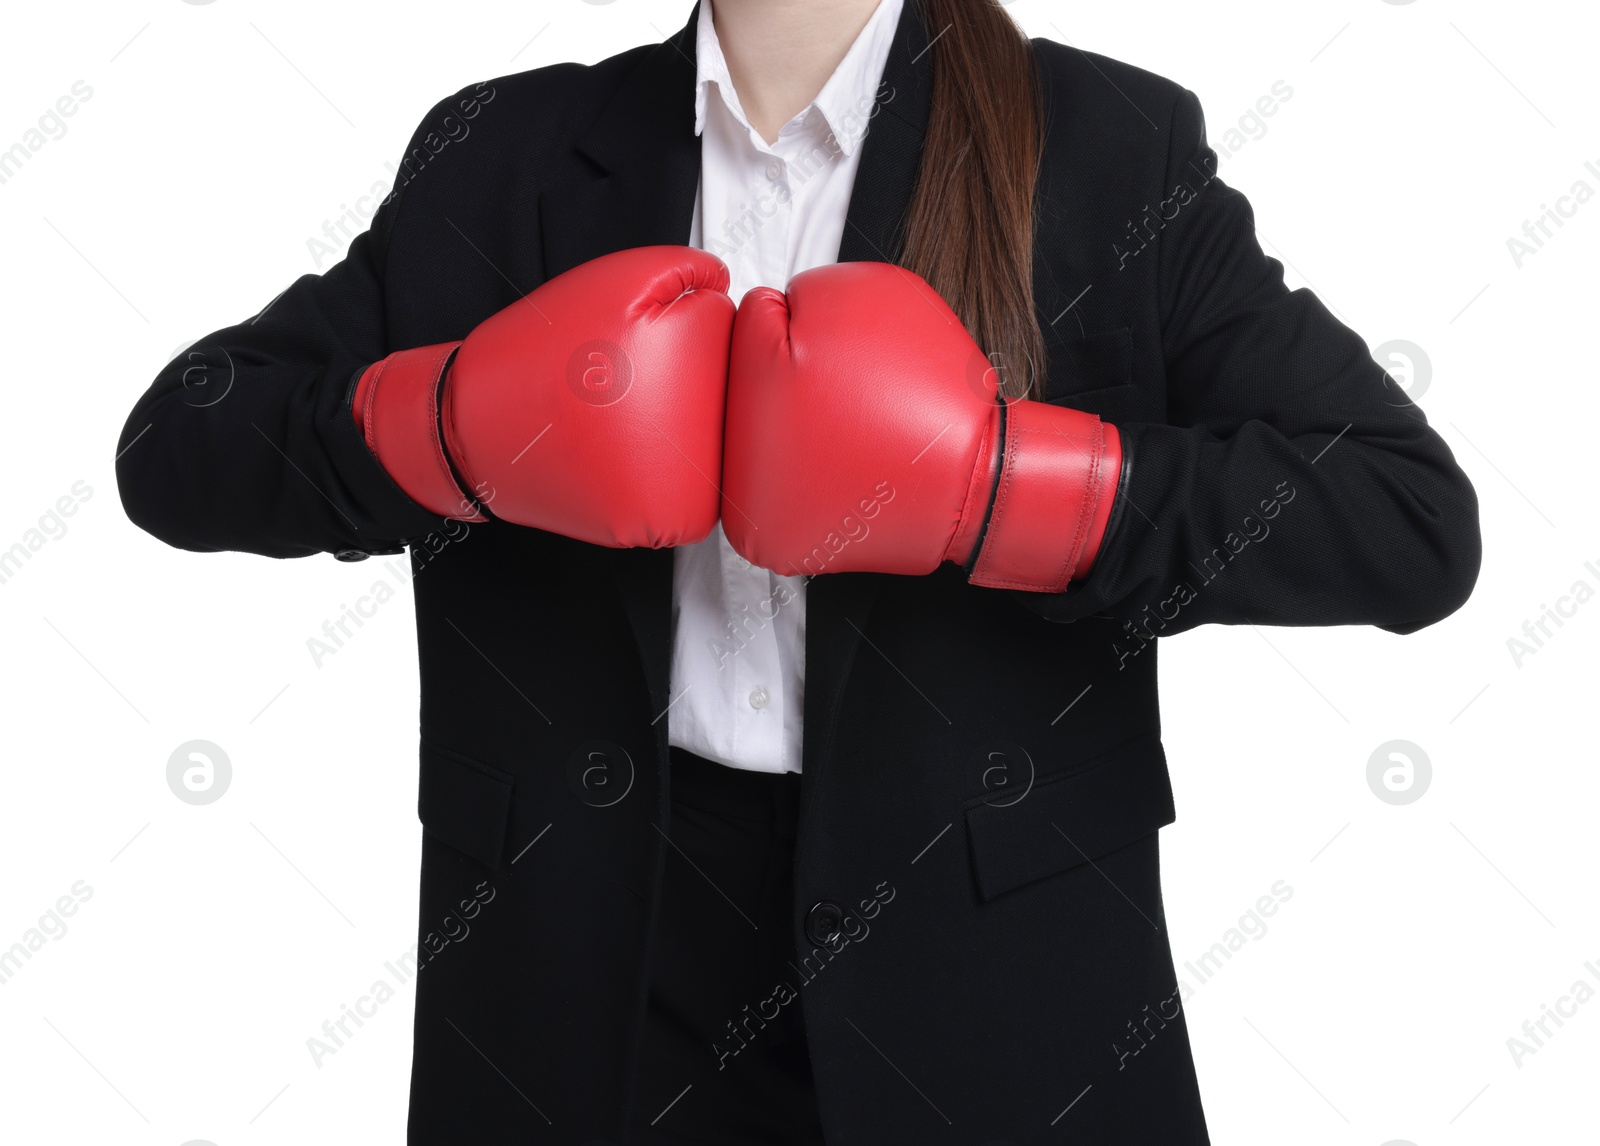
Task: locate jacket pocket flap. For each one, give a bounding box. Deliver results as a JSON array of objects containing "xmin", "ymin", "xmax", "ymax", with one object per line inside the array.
[
  {"xmin": 417, "ymin": 738, "xmax": 515, "ymax": 870},
  {"xmin": 964, "ymin": 733, "xmax": 1175, "ymax": 902}
]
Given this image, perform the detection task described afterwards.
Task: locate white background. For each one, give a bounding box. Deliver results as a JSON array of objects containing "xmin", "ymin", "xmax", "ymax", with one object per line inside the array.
[{"xmin": 0, "ymin": 1, "xmax": 1595, "ymax": 1143}]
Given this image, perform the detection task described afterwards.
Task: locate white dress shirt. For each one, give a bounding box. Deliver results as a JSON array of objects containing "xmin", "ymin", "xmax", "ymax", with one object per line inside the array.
[{"xmin": 668, "ymin": 0, "xmax": 904, "ymax": 774}]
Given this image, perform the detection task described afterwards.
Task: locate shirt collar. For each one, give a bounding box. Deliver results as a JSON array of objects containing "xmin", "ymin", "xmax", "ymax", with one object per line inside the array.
[{"xmin": 693, "ymin": 0, "xmax": 904, "ymax": 158}]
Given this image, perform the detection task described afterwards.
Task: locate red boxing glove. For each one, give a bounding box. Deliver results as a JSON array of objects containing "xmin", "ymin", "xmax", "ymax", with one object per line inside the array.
[
  {"xmin": 350, "ymin": 246, "xmax": 735, "ymax": 548},
  {"xmin": 722, "ymin": 262, "xmax": 1122, "ymax": 592}
]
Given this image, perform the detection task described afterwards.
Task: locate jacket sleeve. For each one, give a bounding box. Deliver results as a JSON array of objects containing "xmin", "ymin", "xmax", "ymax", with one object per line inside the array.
[
  {"xmin": 1013, "ymin": 86, "xmax": 1481, "ymax": 641},
  {"xmin": 114, "ymin": 104, "xmax": 460, "ymax": 560}
]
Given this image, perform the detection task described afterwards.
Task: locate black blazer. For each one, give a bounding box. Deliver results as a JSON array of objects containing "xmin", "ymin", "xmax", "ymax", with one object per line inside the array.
[{"xmin": 115, "ymin": 3, "xmax": 1480, "ymax": 1143}]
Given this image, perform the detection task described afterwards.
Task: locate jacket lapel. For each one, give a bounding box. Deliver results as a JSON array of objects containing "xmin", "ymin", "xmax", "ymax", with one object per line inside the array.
[
  {"xmin": 538, "ymin": 8, "xmax": 703, "ymax": 279},
  {"xmin": 541, "ymin": 0, "xmax": 937, "ymax": 767}
]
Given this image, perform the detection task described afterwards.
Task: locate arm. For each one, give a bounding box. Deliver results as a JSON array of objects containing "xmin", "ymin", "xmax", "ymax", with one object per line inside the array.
[
  {"xmin": 1014, "ymin": 86, "xmax": 1482, "ymax": 637},
  {"xmin": 114, "ymin": 97, "xmax": 467, "ymax": 561},
  {"xmin": 117, "ymin": 85, "xmax": 734, "ymax": 561}
]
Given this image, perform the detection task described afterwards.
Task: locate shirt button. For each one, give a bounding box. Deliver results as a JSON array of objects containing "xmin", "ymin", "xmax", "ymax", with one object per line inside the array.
[
  {"xmin": 735, "ymin": 554, "xmax": 751, "ymax": 570},
  {"xmin": 765, "ymin": 159, "xmax": 783, "ymax": 182},
  {"xmin": 749, "ymin": 687, "xmax": 770, "ymax": 710}
]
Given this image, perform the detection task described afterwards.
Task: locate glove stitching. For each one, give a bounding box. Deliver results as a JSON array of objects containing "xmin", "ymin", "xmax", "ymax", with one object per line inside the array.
[{"xmin": 976, "ymin": 418, "xmax": 1104, "ymax": 593}]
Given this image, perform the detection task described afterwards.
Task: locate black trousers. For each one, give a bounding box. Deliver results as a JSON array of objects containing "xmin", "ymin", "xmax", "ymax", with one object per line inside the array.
[{"xmin": 627, "ymin": 747, "xmax": 827, "ymax": 1145}]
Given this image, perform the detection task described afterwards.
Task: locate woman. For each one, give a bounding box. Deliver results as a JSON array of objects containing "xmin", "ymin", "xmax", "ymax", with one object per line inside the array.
[{"xmin": 116, "ymin": 0, "xmax": 1481, "ymax": 1142}]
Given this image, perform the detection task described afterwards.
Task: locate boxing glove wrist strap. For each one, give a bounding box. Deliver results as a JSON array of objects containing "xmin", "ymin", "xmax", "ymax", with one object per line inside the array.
[
  {"xmin": 964, "ymin": 400, "xmax": 1123, "ymax": 593},
  {"xmin": 350, "ymin": 342, "xmax": 487, "ymax": 522}
]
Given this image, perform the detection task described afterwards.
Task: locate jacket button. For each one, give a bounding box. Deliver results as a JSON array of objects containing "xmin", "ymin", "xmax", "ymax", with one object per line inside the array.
[
  {"xmin": 805, "ymin": 901, "xmax": 844, "ymax": 946},
  {"xmin": 333, "ymin": 548, "xmax": 371, "ymax": 562}
]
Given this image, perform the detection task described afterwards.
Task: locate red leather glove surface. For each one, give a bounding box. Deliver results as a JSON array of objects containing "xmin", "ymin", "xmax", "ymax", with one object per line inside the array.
[
  {"xmin": 722, "ymin": 262, "xmax": 1121, "ymax": 590},
  {"xmin": 352, "ymin": 245, "xmax": 736, "ymax": 548}
]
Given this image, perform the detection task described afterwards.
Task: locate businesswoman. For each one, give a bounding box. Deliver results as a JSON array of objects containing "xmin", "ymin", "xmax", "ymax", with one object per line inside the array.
[{"xmin": 116, "ymin": 0, "xmax": 1481, "ymax": 1142}]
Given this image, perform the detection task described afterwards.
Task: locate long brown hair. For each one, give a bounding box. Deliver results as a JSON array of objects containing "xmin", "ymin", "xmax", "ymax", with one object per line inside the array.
[{"xmin": 898, "ymin": 0, "xmax": 1045, "ymax": 401}]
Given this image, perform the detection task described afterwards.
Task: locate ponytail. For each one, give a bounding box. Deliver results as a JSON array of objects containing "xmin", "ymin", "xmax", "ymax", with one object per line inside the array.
[{"xmin": 898, "ymin": 0, "xmax": 1045, "ymax": 401}]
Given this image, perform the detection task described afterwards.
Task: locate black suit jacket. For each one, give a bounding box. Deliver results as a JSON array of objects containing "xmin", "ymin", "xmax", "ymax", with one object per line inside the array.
[{"xmin": 115, "ymin": 3, "xmax": 1480, "ymax": 1142}]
